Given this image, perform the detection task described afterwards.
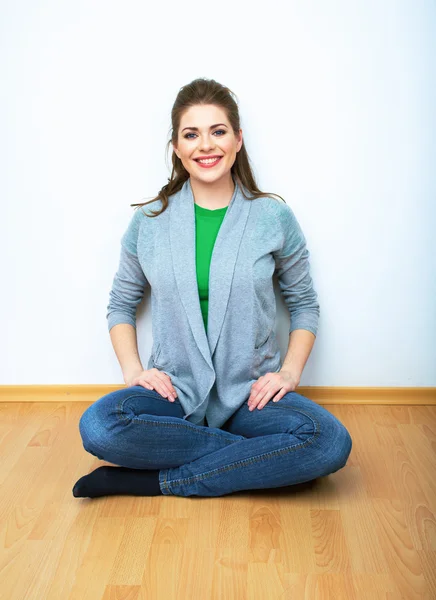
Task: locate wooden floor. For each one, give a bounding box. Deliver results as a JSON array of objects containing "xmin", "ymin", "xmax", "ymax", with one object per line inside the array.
[{"xmin": 0, "ymin": 402, "xmax": 435, "ymax": 600}]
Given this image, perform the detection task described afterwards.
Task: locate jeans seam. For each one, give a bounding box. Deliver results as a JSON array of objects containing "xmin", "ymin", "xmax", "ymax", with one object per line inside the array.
[
  {"xmin": 166, "ymin": 422, "xmax": 321, "ymax": 488},
  {"xmin": 117, "ymin": 395, "xmax": 240, "ymax": 444},
  {"xmin": 161, "ymin": 470, "xmax": 173, "ymax": 495},
  {"xmin": 119, "ymin": 416, "xmax": 239, "ymax": 445}
]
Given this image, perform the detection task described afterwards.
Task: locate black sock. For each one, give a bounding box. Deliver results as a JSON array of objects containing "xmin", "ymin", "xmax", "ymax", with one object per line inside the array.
[{"xmin": 72, "ymin": 466, "xmax": 163, "ymax": 498}]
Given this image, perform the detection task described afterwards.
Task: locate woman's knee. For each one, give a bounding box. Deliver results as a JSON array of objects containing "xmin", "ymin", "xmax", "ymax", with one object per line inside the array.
[
  {"xmin": 326, "ymin": 419, "xmax": 353, "ymax": 474},
  {"xmin": 78, "ymin": 388, "xmax": 129, "ymax": 456},
  {"xmin": 302, "ymin": 398, "xmax": 352, "ymax": 473},
  {"xmin": 299, "ymin": 404, "xmax": 352, "ymax": 476}
]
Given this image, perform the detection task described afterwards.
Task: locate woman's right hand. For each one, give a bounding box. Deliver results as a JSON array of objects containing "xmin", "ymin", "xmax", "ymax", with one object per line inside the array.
[{"xmin": 124, "ymin": 368, "xmax": 178, "ymax": 402}]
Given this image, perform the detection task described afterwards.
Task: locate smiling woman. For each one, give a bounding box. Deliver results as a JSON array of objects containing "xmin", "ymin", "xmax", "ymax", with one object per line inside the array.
[
  {"xmin": 73, "ymin": 77, "xmax": 352, "ymax": 501},
  {"xmin": 130, "ymin": 78, "xmax": 287, "ymax": 215},
  {"xmin": 172, "ymin": 104, "xmax": 243, "ymax": 208}
]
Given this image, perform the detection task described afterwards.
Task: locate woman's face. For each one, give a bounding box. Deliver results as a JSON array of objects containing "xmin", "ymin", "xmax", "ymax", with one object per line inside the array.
[{"xmin": 173, "ymin": 104, "xmax": 243, "ymax": 185}]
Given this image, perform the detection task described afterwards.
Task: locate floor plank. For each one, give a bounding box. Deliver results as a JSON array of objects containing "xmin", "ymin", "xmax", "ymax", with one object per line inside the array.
[{"xmin": 0, "ymin": 402, "xmax": 435, "ymax": 599}]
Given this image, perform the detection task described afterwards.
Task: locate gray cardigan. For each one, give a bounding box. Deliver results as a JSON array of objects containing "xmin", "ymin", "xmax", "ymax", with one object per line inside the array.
[{"xmin": 107, "ymin": 177, "xmax": 319, "ymax": 428}]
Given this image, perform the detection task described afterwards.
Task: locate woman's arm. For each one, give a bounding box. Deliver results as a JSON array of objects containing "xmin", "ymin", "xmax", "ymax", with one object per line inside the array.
[
  {"xmin": 106, "ymin": 237, "xmax": 149, "ymax": 382},
  {"xmin": 109, "ymin": 323, "xmax": 144, "ymax": 384},
  {"xmin": 280, "ymin": 328, "xmax": 316, "ymax": 381}
]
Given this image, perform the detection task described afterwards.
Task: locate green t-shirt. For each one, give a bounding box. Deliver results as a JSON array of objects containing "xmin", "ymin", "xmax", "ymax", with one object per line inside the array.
[{"xmin": 194, "ymin": 202, "xmax": 228, "ymax": 332}]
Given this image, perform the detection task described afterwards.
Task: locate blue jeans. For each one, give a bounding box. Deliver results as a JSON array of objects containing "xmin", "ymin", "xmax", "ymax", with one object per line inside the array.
[{"xmin": 78, "ymin": 386, "xmax": 352, "ymax": 497}]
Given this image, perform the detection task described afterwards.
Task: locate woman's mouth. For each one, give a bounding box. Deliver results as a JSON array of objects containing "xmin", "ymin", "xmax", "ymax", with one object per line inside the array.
[{"xmin": 194, "ymin": 156, "xmax": 223, "ymax": 168}]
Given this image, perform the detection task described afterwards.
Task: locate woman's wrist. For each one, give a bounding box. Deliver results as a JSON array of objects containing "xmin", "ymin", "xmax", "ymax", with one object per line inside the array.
[{"xmin": 123, "ymin": 364, "xmax": 144, "ymax": 384}]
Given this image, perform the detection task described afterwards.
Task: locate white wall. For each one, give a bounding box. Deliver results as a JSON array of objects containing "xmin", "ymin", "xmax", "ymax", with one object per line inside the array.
[{"xmin": 1, "ymin": 0, "xmax": 435, "ymax": 386}]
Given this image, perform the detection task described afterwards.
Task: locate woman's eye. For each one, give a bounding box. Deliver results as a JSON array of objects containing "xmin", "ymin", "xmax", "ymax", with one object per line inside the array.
[{"xmin": 184, "ymin": 130, "xmax": 226, "ymax": 139}]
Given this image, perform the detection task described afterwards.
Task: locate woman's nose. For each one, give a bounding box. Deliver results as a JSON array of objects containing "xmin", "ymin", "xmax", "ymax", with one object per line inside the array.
[{"xmin": 199, "ymin": 136, "xmax": 214, "ymax": 150}]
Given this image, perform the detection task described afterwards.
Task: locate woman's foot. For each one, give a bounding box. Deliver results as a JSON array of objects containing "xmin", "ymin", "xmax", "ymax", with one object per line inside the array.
[{"xmin": 72, "ymin": 465, "xmax": 163, "ymax": 498}]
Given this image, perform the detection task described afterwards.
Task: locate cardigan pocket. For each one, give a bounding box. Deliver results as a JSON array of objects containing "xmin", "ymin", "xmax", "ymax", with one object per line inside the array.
[
  {"xmin": 255, "ymin": 331, "xmax": 272, "ymax": 351},
  {"xmin": 252, "ymin": 333, "xmax": 280, "ymax": 379},
  {"xmin": 152, "ymin": 342, "xmax": 175, "ymax": 374}
]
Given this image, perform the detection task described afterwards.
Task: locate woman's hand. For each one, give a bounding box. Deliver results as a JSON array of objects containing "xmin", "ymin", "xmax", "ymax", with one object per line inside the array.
[
  {"xmin": 247, "ymin": 368, "xmax": 300, "ymax": 411},
  {"xmin": 124, "ymin": 368, "xmax": 178, "ymax": 402}
]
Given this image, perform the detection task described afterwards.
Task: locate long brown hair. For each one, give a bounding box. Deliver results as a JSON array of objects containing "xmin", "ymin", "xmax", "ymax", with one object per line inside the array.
[{"xmin": 131, "ymin": 77, "xmax": 285, "ymax": 217}]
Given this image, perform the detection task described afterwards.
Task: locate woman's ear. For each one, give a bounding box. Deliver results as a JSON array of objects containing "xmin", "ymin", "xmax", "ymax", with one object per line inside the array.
[{"xmin": 237, "ymin": 129, "xmax": 243, "ymax": 152}]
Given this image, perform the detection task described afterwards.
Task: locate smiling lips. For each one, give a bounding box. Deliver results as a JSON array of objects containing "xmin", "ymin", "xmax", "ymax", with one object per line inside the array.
[{"xmin": 194, "ymin": 156, "xmax": 223, "ymax": 168}]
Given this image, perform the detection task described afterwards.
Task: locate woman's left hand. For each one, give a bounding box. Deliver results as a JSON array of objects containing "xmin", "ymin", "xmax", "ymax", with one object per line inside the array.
[{"xmin": 247, "ymin": 369, "xmax": 301, "ymax": 411}]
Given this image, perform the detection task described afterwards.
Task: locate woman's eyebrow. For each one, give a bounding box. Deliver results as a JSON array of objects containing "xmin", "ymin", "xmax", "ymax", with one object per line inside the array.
[{"xmin": 182, "ymin": 123, "xmax": 228, "ymax": 132}]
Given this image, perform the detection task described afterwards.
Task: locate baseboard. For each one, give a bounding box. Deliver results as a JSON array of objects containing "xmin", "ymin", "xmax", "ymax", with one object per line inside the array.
[{"xmin": 0, "ymin": 385, "xmax": 435, "ymax": 405}]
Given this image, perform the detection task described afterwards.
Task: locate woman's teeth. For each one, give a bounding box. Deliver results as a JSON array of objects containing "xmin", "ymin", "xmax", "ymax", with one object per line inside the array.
[{"xmin": 195, "ymin": 157, "xmax": 222, "ymax": 168}]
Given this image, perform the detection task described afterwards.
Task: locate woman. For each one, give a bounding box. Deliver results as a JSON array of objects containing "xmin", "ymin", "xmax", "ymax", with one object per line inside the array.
[{"xmin": 73, "ymin": 78, "xmax": 352, "ymax": 499}]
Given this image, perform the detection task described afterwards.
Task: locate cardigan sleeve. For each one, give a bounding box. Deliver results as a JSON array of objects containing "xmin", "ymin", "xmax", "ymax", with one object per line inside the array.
[
  {"xmin": 106, "ymin": 209, "xmax": 149, "ymax": 332},
  {"xmin": 273, "ymin": 202, "xmax": 320, "ymax": 336}
]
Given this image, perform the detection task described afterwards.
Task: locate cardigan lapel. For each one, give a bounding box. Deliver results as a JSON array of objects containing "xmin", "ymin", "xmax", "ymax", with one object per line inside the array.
[{"xmin": 169, "ymin": 177, "xmax": 251, "ymax": 368}]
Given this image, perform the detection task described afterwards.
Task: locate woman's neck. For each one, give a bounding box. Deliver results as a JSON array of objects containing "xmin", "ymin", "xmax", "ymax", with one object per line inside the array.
[{"xmin": 190, "ymin": 175, "xmax": 235, "ymax": 209}]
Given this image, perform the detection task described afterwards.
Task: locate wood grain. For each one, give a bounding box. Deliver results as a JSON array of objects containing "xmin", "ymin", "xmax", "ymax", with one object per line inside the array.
[{"xmin": 0, "ymin": 401, "xmax": 435, "ymax": 599}]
